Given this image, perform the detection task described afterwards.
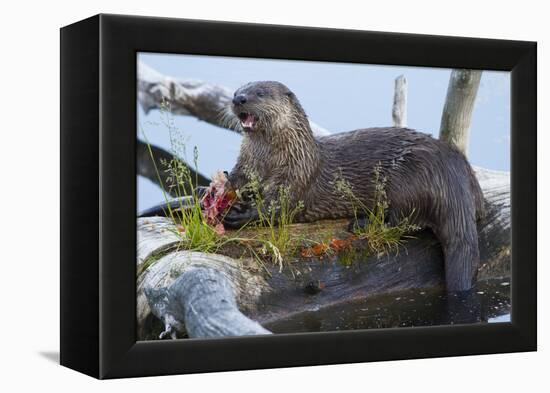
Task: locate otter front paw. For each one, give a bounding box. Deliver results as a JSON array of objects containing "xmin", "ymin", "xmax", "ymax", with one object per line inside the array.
[{"xmin": 222, "ymin": 203, "xmax": 259, "ymax": 229}]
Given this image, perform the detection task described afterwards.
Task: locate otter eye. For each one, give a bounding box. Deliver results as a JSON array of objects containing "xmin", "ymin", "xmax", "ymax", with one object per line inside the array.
[{"xmin": 256, "ymin": 91, "xmax": 265, "ymax": 98}]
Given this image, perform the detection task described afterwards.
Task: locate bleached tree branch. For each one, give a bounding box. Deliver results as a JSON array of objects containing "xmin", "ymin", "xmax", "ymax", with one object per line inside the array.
[
  {"xmin": 392, "ymin": 75, "xmax": 408, "ymax": 127},
  {"xmin": 439, "ymin": 69, "xmax": 482, "ymax": 155},
  {"xmin": 138, "ymin": 61, "xmax": 331, "ymax": 136}
]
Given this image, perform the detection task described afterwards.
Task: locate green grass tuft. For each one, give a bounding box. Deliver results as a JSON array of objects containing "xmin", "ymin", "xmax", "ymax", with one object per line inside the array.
[
  {"xmin": 239, "ymin": 172, "xmax": 305, "ymax": 268},
  {"xmin": 334, "ymin": 163, "xmax": 420, "ymax": 256}
]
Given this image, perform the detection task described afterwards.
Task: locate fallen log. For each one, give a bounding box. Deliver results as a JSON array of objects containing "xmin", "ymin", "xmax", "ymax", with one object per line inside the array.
[
  {"xmin": 137, "ymin": 216, "xmax": 272, "ymax": 339},
  {"xmin": 137, "ymin": 167, "xmax": 510, "ymax": 340}
]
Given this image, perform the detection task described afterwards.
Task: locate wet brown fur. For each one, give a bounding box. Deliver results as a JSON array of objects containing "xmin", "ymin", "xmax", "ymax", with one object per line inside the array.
[{"xmin": 229, "ymin": 81, "xmax": 485, "ymax": 292}]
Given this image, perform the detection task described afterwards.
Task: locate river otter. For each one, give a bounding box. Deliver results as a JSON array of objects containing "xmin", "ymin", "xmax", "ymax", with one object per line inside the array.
[{"xmin": 224, "ymin": 81, "xmax": 485, "ymax": 292}]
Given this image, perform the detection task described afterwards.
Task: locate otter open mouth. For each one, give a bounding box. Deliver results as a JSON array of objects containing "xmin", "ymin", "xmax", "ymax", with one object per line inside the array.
[{"xmin": 238, "ymin": 112, "xmax": 257, "ymax": 131}]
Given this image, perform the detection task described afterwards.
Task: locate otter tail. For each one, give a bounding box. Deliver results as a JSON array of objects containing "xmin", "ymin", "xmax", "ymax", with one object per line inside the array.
[
  {"xmin": 436, "ymin": 215, "xmax": 480, "ymax": 292},
  {"xmin": 435, "ymin": 168, "xmax": 484, "ymax": 292}
]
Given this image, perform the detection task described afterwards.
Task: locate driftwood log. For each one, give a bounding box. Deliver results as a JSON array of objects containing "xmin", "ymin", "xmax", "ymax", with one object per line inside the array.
[
  {"xmin": 137, "ymin": 165, "xmax": 510, "ymax": 340},
  {"xmin": 138, "ymin": 61, "xmax": 330, "ymax": 137}
]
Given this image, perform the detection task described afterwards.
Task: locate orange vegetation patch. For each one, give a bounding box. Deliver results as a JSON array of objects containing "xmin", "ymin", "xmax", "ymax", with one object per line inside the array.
[{"xmin": 301, "ymin": 235, "xmax": 357, "ymax": 258}]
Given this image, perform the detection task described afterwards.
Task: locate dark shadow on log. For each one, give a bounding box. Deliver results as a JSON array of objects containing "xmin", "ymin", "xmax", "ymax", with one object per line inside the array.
[
  {"xmin": 263, "ymin": 278, "xmax": 509, "ymax": 333},
  {"xmin": 252, "ymin": 229, "xmax": 444, "ymax": 326}
]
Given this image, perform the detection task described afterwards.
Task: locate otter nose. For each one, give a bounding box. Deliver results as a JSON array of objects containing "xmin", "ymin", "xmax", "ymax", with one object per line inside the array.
[{"xmin": 233, "ymin": 94, "xmax": 247, "ymax": 105}]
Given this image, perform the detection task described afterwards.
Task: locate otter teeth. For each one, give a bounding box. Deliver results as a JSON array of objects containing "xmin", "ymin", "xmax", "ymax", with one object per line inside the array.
[{"xmin": 240, "ymin": 113, "xmax": 256, "ymax": 129}]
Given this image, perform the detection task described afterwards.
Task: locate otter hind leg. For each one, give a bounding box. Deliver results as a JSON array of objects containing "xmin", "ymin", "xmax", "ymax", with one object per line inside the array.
[
  {"xmin": 435, "ymin": 215, "xmax": 480, "ymax": 292},
  {"xmin": 346, "ymin": 208, "xmax": 399, "ymax": 233},
  {"xmin": 347, "ymin": 216, "xmax": 368, "ymax": 233}
]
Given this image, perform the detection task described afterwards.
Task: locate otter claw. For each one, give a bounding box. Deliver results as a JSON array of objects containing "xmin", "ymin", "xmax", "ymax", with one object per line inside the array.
[{"xmin": 223, "ymin": 204, "xmax": 259, "ymax": 228}]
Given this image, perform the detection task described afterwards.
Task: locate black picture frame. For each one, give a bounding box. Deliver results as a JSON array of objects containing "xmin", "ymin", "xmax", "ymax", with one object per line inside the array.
[{"xmin": 60, "ymin": 14, "xmax": 536, "ymax": 379}]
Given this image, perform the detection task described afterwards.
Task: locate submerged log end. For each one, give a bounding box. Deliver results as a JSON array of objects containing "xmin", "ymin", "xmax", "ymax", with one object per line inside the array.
[
  {"xmin": 146, "ymin": 267, "xmax": 271, "ymax": 338},
  {"xmin": 174, "ymin": 267, "xmax": 271, "ymax": 337}
]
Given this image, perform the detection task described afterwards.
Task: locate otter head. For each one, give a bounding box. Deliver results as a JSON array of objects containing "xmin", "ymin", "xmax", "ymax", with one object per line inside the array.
[{"xmin": 231, "ymin": 81, "xmax": 309, "ymax": 136}]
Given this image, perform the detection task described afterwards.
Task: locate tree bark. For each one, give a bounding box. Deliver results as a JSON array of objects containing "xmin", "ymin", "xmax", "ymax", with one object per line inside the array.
[{"xmin": 439, "ymin": 69, "xmax": 482, "ymax": 155}]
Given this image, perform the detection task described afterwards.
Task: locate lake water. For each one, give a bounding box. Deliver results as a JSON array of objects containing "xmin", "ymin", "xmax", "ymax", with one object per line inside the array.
[{"xmin": 264, "ymin": 279, "xmax": 511, "ymax": 333}]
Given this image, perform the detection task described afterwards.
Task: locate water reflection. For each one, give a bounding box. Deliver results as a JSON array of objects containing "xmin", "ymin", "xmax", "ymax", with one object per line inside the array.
[{"xmin": 265, "ymin": 279, "xmax": 511, "ymax": 333}]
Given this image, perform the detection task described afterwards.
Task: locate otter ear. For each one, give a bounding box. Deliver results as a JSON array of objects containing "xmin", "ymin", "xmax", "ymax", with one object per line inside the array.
[{"xmin": 285, "ymin": 91, "xmax": 295, "ymax": 99}]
